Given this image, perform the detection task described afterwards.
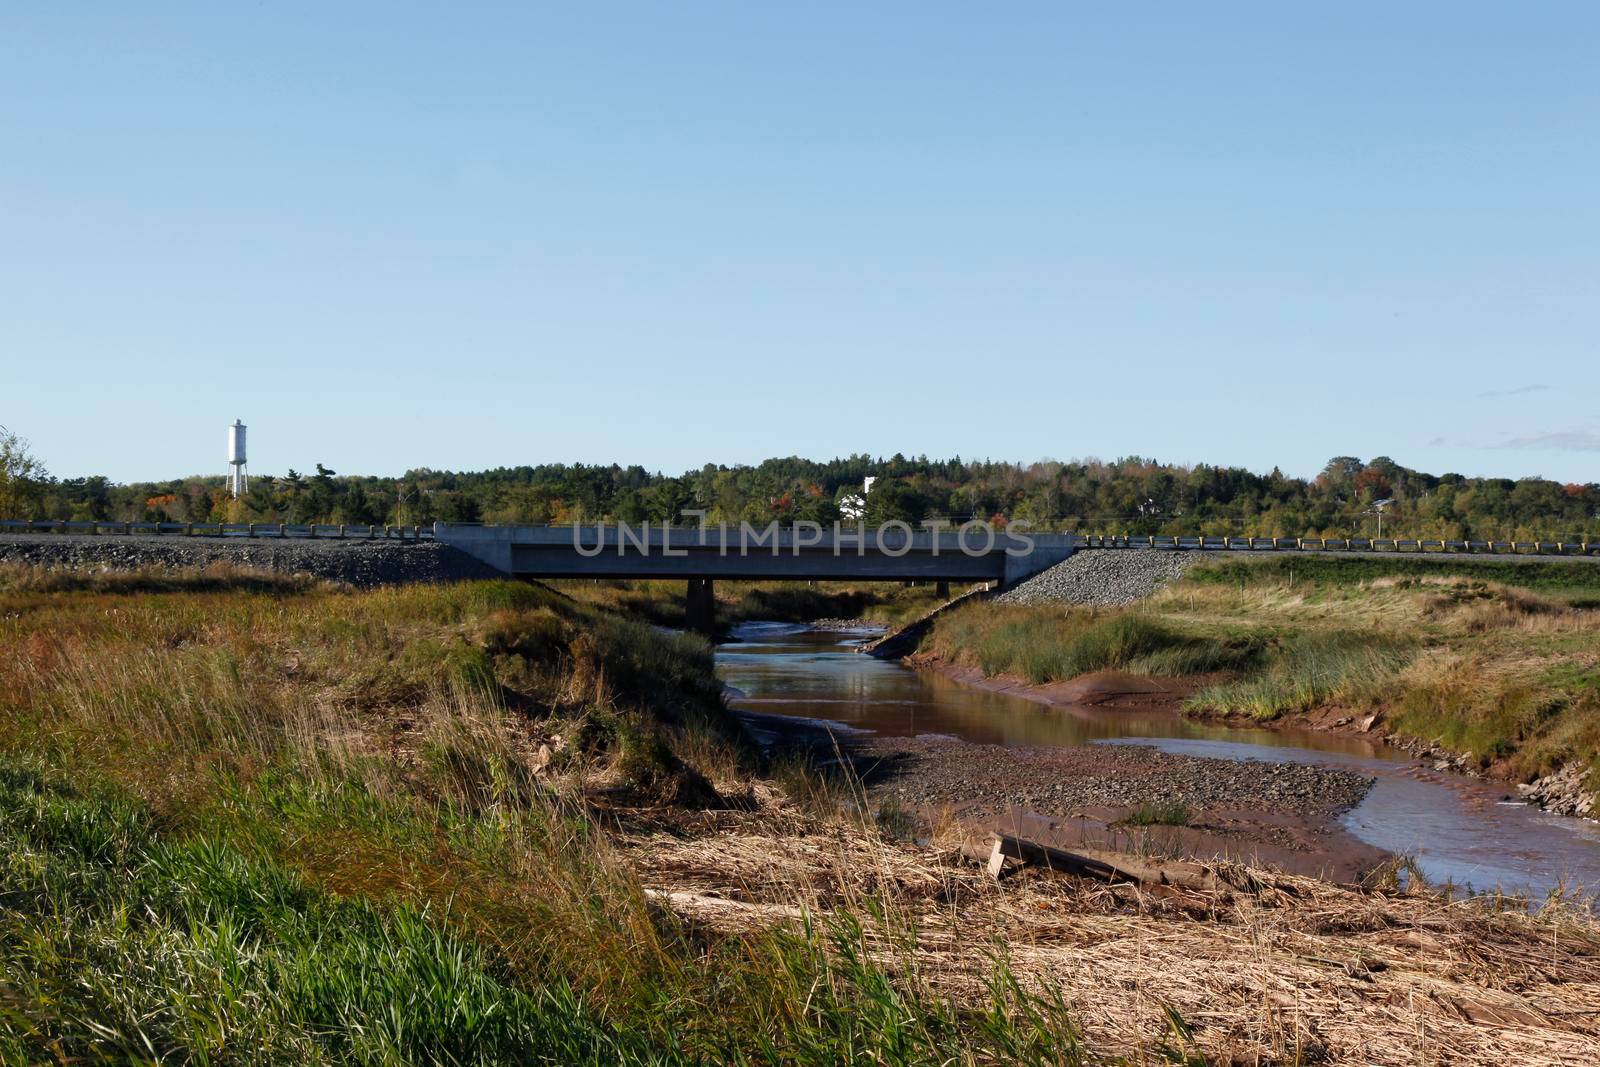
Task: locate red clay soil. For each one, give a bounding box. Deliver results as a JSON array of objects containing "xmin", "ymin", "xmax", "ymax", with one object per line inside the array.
[{"xmin": 903, "ymin": 655, "xmax": 1219, "ymax": 710}]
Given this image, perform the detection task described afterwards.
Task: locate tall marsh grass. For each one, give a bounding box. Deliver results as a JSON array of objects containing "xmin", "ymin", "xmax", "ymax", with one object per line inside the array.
[
  {"xmin": 924, "ymin": 603, "xmax": 1260, "ymax": 684},
  {"xmin": 0, "ymin": 759, "xmax": 649, "ymax": 1064},
  {"xmin": 0, "ymin": 570, "xmax": 1088, "ymax": 1063},
  {"xmin": 1185, "ymin": 631, "xmax": 1416, "ymax": 721},
  {"xmin": 1148, "ymin": 570, "xmax": 1600, "ymax": 781}
]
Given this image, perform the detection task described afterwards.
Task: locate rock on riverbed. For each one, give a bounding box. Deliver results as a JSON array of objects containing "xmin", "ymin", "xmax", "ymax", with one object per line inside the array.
[
  {"xmin": 0, "ymin": 534, "xmax": 503, "ymax": 587},
  {"xmin": 997, "ymin": 549, "xmax": 1214, "ymax": 606}
]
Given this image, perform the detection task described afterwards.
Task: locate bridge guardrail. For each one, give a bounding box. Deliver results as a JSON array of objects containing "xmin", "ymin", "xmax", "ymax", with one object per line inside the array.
[
  {"xmin": 2, "ymin": 519, "xmax": 1594, "ymax": 555},
  {"xmin": 0, "ymin": 520, "xmax": 432, "ymax": 541},
  {"xmin": 1075, "ymin": 534, "xmax": 1596, "ymax": 555}
]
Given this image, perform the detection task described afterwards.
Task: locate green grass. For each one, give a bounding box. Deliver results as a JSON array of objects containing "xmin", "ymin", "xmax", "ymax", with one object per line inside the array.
[
  {"xmin": 0, "ymin": 759, "xmax": 653, "ymax": 1065},
  {"xmin": 924, "ymin": 604, "xmax": 1262, "ymax": 685},
  {"xmin": 1122, "ymin": 799, "xmax": 1191, "ymax": 827},
  {"xmin": 0, "ymin": 757, "xmax": 1086, "ymax": 1065},
  {"xmin": 1187, "ymin": 555, "xmax": 1600, "ymax": 598},
  {"xmin": 1390, "ymin": 681, "xmax": 1557, "ymax": 764},
  {"xmin": 1170, "ymin": 573, "xmax": 1600, "ymax": 778},
  {"xmin": 922, "ymin": 563, "xmax": 1600, "ymax": 793},
  {"xmin": 0, "ymin": 570, "xmax": 1089, "ymax": 1065},
  {"xmin": 1186, "ymin": 632, "xmax": 1417, "ymax": 722}
]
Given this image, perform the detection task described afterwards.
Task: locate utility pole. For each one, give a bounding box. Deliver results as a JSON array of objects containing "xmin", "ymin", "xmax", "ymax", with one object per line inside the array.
[{"xmin": 1364, "ymin": 498, "xmax": 1393, "ymax": 538}]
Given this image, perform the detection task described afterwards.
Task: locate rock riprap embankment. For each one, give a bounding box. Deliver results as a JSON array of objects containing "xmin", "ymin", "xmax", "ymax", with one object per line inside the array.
[
  {"xmin": 0, "ymin": 534, "xmax": 503, "ymax": 587},
  {"xmin": 997, "ymin": 549, "xmax": 1214, "ymax": 606},
  {"xmin": 1517, "ymin": 765, "xmax": 1595, "ymax": 820}
]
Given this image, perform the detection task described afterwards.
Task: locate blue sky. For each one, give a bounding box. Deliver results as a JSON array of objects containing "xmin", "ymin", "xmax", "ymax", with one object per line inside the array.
[{"xmin": 2, "ymin": 3, "xmax": 1595, "ymax": 483}]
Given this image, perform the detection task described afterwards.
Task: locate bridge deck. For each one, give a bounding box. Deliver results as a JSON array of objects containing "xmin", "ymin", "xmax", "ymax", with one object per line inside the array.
[{"xmin": 434, "ymin": 523, "xmax": 1075, "ymax": 585}]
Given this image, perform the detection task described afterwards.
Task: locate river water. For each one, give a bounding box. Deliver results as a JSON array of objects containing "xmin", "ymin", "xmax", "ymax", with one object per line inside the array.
[{"xmin": 716, "ymin": 621, "xmax": 1600, "ymax": 899}]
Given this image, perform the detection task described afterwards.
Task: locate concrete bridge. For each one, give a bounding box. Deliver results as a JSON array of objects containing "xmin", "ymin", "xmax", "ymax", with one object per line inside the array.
[{"xmin": 433, "ymin": 522, "xmax": 1074, "ymax": 632}]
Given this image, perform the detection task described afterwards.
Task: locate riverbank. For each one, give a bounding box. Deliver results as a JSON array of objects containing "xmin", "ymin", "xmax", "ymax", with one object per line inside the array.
[
  {"xmin": 904, "ymin": 657, "xmax": 1212, "ymax": 709},
  {"xmin": 913, "ymin": 558, "xmax": 1600, "ymax": 821},
  {"xmin": 709, "ymin": 625, "xmax": 1600, "ymax": 1061},
  {"xmin": 732, "ymin": 627, "xmax": 1385, "ymax": 884},
  {"xmin": 632, "ymin": 779, "xmax": 1600, "ymax": 1064},
  {"xmin": 913, "ymin": 639, "xmax": 1600, "ymax": 829}
]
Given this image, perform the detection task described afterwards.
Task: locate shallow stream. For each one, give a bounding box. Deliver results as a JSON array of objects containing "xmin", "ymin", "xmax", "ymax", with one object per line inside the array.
[{"xmin": 716, "ymin": 621, "xmax": 1600, "ymax": 899}]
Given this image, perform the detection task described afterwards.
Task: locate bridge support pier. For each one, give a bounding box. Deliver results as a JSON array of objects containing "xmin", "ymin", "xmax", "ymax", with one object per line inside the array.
[{"xmin": 685, "ymin": 578, "xmax": 716, "ymax": 637}]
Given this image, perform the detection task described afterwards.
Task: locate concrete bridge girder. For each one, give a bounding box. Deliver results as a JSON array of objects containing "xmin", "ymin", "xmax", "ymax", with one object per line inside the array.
[{"xmin": 434, "ymin": 523, "xmax": 1074, "ymax": 587}]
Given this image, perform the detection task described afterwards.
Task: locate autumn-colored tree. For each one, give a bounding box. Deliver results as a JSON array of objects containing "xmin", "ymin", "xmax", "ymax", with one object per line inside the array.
[
  {"xmin": 18, "ymin": 452, "xmax": 1600, "ymax": 540},
  {"xmin": 0, "ymin": 426, "xmax": 47, "ymax": 518}
]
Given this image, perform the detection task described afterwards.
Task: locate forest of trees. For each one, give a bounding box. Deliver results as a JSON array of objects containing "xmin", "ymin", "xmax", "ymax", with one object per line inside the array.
[{"xmin": 2, "ymin": 429, "xmax": 1596, "ymax": 541}]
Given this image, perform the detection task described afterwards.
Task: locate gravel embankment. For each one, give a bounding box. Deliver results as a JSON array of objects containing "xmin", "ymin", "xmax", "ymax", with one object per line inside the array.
[
  {"xmin": 0, "ymin": 534, "xmax": 503, "ymax": 587},
  {"xmin": 866, "ymin": 736, "xmax": 1373, "ymax": 819},
  {"xmin": 997, "ymin": 549, "xmax": 1214, "ymax": 606}
]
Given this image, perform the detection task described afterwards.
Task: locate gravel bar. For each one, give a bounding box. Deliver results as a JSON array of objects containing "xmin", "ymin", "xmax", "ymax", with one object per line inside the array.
[{"xmin": 865, "ymin": 735, "xmax": 1374, "ymax": 819}]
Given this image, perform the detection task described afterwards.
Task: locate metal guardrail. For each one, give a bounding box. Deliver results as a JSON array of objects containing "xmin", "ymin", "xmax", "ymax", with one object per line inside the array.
[
  {"xmin": 1, "ymin": 521, "xmax": 1594, "ymax": 555},
  {"xmin": 1077, "ymin": 534, "xmax": 1597, "ymax": 555},
  {"xmin": 0, "ymin": 520, "xmax": 432, "ymax": 540}
]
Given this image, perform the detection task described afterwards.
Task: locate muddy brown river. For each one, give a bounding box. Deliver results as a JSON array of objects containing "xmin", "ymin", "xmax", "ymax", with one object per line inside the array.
[{"xmin": 717, "ymin": 621, "xmax": 1600, "ymax": 899}]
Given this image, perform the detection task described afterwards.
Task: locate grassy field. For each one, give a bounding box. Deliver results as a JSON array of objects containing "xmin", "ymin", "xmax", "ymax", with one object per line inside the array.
[
  {"xmin": 4, "ymin": 564, "xmax": 1599, "ymax": 1062},
  {"xmin": 1188, "ymin": 555, "xmax": 1600, "ymax": 605},
  {"xmin": 0, "ymin": 566, "xmax": 1084, "ymax": 1064},
  {"xmin": 921, "ymin": 559, "xmax": 1600, "ymax": 788}
]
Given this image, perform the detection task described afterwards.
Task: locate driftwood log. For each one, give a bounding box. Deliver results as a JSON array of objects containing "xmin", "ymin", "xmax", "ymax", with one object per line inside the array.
[{"xmin": 984, "ymin": 834, "xmax": 1231, "ymax": 894}]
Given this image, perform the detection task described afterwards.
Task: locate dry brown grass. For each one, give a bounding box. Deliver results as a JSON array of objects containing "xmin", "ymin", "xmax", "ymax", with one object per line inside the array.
[
  {"xmin": 6, "ymin": 566, "xmax": 1598, "ymax": 1063},
  {"xmin": 626, "ymin": 792, "xmax": 1600, "ymax": 1065}
]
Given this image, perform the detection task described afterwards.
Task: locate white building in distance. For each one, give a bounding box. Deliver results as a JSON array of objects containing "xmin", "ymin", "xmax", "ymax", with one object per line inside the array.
[{"xmin": 838, "ymin": 476, "xmax": 876, "ymax": 520}]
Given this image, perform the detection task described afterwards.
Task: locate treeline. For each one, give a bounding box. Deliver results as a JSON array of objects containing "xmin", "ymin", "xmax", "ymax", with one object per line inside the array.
[{"xmin": 6, "ymin": 446, "xmax": 1598, "ymax": 541}]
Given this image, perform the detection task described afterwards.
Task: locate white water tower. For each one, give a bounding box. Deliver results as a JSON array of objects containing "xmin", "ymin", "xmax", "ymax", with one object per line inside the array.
[{"xmin": 227, "ymin": 420, "xmax": 249, "ymax": 498}]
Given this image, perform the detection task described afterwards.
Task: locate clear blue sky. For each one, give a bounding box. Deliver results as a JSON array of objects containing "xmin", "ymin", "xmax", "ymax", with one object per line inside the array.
[{"xmin": 3, "ymin": 3, "xmax": 1595, "ymax": 484}]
